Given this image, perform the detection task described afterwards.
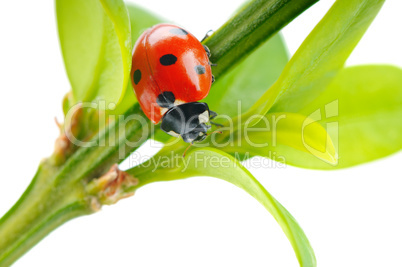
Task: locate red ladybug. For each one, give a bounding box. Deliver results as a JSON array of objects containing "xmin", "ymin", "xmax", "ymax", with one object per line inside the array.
[{"xmin": 130, "ymin": 23, "xmax": 216, "ymax": 143}]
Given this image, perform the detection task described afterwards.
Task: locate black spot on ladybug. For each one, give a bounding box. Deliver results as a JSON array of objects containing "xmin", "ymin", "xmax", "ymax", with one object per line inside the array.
[
  {"xmin": 169, "ymin": 28, "xmax": 188, "ymax": 35},
  {"xmin": 160, "ymin": 54, "xmax": 177, "ymax": 66},
  {"xmin": 133, "ymin": 69, "xmax": 141, "ymax": 85},
  {"xmin": 195, "ymin": 65, "xmax": 206, "ymax": 75},
  {"xmin": 157, "ymin": 91, "xmax": 176, "ymax": 108}
]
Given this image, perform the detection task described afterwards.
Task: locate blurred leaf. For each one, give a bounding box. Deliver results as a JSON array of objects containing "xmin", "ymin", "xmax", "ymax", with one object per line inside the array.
[
  {"xmin": 111, "ymin": 4, "xmax": 164, "ymax": 115},
  {"xmin": 269, "ymin": 65, "xmax": 402, "ymax": 169},
  {"xmin": 204, "ymin": 34, "xmax": 289, "ymax": 118},
  {"xmin": 135, "ymin": 148, "xmax": 316, "ymax": 267},
  {"xmin": 245, "ymin": 0, "xmax": 385, "ymax": 126},
  {"xmin": 56, "ymin": 0, "xmax": 131, "ymax": 108},
  {"xmin": 218, "ymin": 112, "xmax": 336, "ymax": 165}
]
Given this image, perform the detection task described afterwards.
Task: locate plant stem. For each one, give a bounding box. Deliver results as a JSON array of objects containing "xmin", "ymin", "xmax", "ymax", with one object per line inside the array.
[
  {"xmin": 0, "ymin": 163, "xmax": 91, "ymax": 266},
  {"xmin": 0, "ymin": 104, "xmax": 152, "ymax": 266},
  {"xmin": 204, "ymin": 0, "xmax": 318, "ymax": 79}
]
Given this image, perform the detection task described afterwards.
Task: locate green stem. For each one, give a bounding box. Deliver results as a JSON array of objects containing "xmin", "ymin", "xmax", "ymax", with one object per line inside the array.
[
  {"xmin": 204, "ymin": 0, "xmax": 318, "ymax": 79},
  {"xmin": 0, "ymin": 104, "xmax": 152, "ymax": 266},
  {"xmin": 0, "ymin": 162, "xmax": 91, "ymax": 265}
]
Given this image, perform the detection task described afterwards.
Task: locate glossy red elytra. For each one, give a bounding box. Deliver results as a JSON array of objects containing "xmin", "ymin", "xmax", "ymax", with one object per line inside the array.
[{"xmin": 130, "ymin": 23, "xmax": 216, "ymax": 143}]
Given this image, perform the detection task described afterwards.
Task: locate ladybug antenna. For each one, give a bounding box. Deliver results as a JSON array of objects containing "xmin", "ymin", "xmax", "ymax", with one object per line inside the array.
[
  {"xmin": 207, "ymin": 130, "xmax": 223, "ymax": 136},
  {"xmin": 182, "ymin": 143, "xmax": 193, "ymax": 158},
  {"xmin": 210, "ymin": 121, "xmax": 224, "ymax": 128}
]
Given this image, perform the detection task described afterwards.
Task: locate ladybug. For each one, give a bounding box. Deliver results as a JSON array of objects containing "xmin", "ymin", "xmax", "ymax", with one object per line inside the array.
[{"xmin": 130, "ymin": 23, "xmax": 216, "ymax": 143}]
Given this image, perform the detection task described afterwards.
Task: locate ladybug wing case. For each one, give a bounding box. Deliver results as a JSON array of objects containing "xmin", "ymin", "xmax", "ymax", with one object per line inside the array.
[
  {"xmin": 130, "ymin": 30, "xmax": 163, "ymax": 124},
  {"xmin": 131, "ymin": 24, "xmax": 212, "ymax": 124}
]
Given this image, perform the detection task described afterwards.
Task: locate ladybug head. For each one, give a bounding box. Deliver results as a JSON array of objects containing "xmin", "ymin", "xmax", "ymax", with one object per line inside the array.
[{"xmin": 160, "ymin": 102, "xmax": 212, "ymax": 143}]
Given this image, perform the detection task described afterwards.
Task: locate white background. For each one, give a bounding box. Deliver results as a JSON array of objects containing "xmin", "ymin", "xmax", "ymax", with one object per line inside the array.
[{"xmin": 0, "ymin": 0, "xmax": 401, "ymax": 266}]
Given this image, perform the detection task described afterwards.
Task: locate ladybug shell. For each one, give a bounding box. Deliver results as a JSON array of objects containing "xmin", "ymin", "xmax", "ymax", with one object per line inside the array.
[{"xmin": 130, "ymin": 23, "xmax": 212, "ymax": 124}]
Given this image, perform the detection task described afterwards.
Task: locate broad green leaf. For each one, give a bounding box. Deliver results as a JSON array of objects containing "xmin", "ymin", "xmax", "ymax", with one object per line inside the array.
[
  {"xmin": 135, "ymin": 148, "xmax": 316, "ymax": 267},
  {"xmin": 111, "ymin": 4, "xmax": 164, "ymax": 115},
  {"xmin": 56, "ymin": 0, "xmax": 131, "ymax": 107},
  {"xmin": 245, "ymin": 0, "xmax": 385, "ymax": 126},
  {"xmin": 218, "ymin": 112, "xmax": 337, "ymax": 165},
  {"xmin": 269, "ymin": 65, "xmax": 402, "ymax": 169},
  {"xmin": 204, "ymin": 34, "xmax": 289, "ymax": 118}
]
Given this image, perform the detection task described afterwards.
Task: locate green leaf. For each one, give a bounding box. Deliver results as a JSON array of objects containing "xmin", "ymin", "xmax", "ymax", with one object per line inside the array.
[
  {"xmin": 111, "ymin": 4, "xmax": 164, "ymax": 115},
  {"xmin": 132, "ymin": 148, "xmax": 316, "ymax": 267},
  {"xmin": 204, "ymin": 34, "xmax": 289, "ymax": 118},
  {"xmin": 270, "ymin": 65, "xmax": 402, "ymax": 169},
  {"xmin": 245, "ymin": 0, "xmax": 385, "ymax": 126},
  {"xmin": 56, "ymin": 0, "xmax": 131, "ymax": 107},
  {"xmin": 218, "ymin": 112, "xmax": 337, "ymax": 165}
]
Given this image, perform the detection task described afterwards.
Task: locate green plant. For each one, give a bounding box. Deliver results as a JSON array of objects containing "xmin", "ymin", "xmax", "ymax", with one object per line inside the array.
[{"xmin": 1, "ymin": 0, "xmax": 400, "ymax": 266}]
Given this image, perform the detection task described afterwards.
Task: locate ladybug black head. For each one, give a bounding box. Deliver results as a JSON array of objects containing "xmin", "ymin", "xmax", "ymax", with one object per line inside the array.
[{"xmin": 160, "ymin": 102, "xmax": 211, "ymax": 143}]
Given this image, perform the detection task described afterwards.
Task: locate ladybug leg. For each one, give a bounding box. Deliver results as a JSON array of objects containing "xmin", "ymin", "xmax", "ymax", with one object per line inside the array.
[
  {"xmin": 209, "ymin": 110, "xmax": 218, "ymax": 119},
  {"xmin": 209, "ymin": 110, "xmax": 224, "ymax": 127},
  {"xmin": 210, "ymin": 121, "xmax": 224, "ymax": 127},
  {"xmin": 203, "ymin": 45, "xmax": 211, "ymax": 58},
  {"xmin": 201, "ymin": 30, "xmax": 214, "ymax": 42},
  {"xmin": 203, "ymin": 44, "xmax": 217, "ymax": 67},
  {"xmin": 211, "ymin": 75, "xmax": 215, "ymax": 83}
]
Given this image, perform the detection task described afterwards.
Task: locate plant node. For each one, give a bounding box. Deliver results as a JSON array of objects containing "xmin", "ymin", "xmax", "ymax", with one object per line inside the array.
[{"xmin": 87, "ymin": 164, "xmax": 138, "ymax": 207}]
